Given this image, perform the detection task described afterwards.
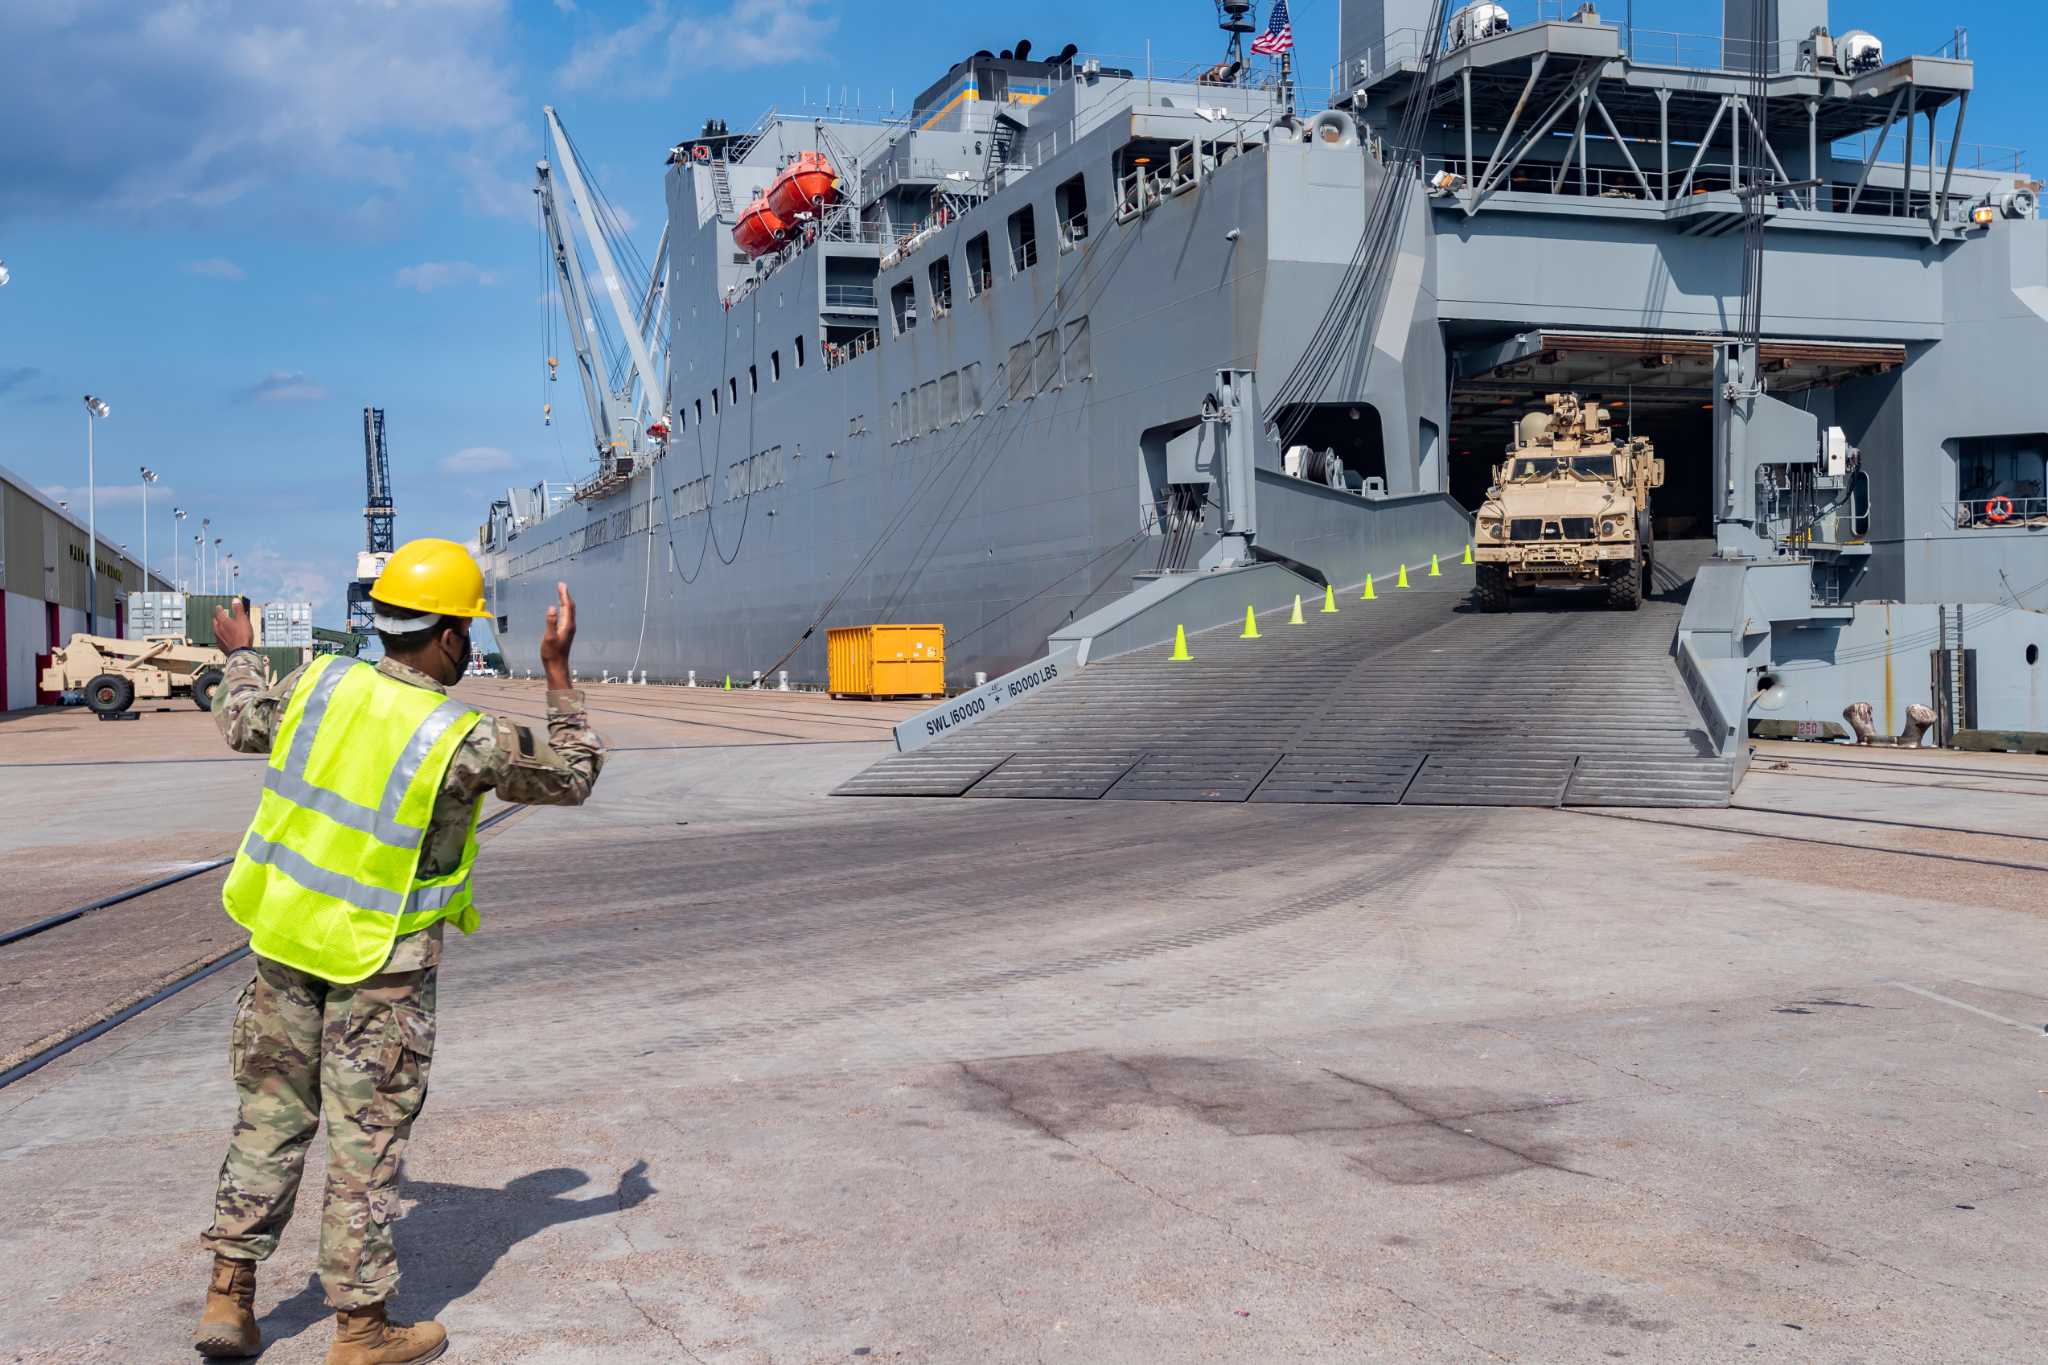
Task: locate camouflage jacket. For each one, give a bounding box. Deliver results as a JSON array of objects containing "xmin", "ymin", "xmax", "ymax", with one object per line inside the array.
[{"xmin": 216, "ymin": 653, "xmax": 604, "ymax": 971}]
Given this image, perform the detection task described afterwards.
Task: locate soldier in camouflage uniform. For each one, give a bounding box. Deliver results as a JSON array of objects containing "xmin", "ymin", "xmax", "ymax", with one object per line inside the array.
[{"xmin": 194, "ymin": 553, "xmax": 602, "ymax": 1365}]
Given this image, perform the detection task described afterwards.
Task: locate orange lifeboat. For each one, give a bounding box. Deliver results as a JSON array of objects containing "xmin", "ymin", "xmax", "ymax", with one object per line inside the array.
[
  {"xmin": 767, "ymin": 150, "xmax": 841, "ymax": 222},
  {"xmin": 733, "ymin": 195, "xmax": 789, "ymax": 258}
]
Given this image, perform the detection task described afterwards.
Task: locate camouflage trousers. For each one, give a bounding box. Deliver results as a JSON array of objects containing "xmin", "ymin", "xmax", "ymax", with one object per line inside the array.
[{"xmin": 200, "ymin": 953, "xmax": 437, "ymax": 1309}]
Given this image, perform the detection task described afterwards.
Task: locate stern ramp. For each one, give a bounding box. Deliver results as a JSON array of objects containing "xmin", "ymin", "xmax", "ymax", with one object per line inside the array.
[{"xmin": 841, "ymin": 551, "xmax": 1732, "ymax": 808}]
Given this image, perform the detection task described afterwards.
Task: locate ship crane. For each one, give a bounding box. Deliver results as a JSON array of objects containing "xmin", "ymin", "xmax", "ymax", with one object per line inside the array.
[{"xmin": 536, "ymin": 106, "xmax": 670, "ymax": 502}]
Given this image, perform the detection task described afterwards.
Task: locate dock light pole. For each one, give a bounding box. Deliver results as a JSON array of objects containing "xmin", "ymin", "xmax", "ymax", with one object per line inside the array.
[
  {"xmin": 213, "ymin": 538, "xmax": 223, "ymax": 594},
  {"xmin": 173, "ymin": 508, "xmax": 186, "ymax": 590},
  {"xmin": 83, "ymin": 396, "xmax": 109, "ymax": 628},
  {"xmin": 199, "ymin": 518, "xmax": 210, "ymax": 595},
  {"xmin": 139, "ymin": 467, "xmax": 157, "ymax": 591}
]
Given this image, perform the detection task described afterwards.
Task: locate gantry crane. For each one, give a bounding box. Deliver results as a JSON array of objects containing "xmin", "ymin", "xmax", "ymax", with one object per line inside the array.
[{"xmin": 345, "ymin": 406, "xmax": 397, "ymax": 635}]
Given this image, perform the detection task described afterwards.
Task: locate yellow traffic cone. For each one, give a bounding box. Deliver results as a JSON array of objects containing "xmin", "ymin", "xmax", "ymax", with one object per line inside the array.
[
  {"xmin": 1461, "ymin": 544, "xmax": 1474, "ymax": 566},
  {"xmin": 1241, "ymin": 605, "xmax": 1261, "ymax": 639},
  {"xmin": 1396, "ymin": 563, "xmax": 1410, "ymax": 588},
  {"xmin": 1171, "ymin": 624, "xmax": 1191, "ymax": 661},
  {"xmin": 1428, "ymin": 553, "xmax": 1442, "ymax": 578},
  {"xmin": 723, "ymin": 674, "xmax": 732, "ymax": 690},
  {"xmin": 1289, "ymin": 594, "xmax": 1305, "ymax": 625},
  {"xmin": 1360, "ymin": 573, "xmax": 1376, "ymax": 601},
  {"xmin": 1321, "ymin": 584, "xmax": 1338, "ymax": 614}
]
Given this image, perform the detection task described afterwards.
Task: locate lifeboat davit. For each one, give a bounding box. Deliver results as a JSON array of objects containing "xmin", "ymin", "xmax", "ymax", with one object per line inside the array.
[
  {"xmin": 733, "ymin": 195, "xmax": 789, "ymax": 258},
  {"xmin": 767, "ymin": 151, "xmax": 841, "ymax": 222}
]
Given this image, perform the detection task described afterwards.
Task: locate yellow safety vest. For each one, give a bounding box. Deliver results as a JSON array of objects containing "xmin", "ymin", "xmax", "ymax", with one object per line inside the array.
[{"xmin": 222, "ymin": 654, "xmax": 485, "ymax": 983}]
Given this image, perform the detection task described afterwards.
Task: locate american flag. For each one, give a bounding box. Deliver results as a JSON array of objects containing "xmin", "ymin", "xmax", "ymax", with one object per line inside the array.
[{"xmin": 1251, "ymin": 0, "xmax": 1293, "ymax": 56}]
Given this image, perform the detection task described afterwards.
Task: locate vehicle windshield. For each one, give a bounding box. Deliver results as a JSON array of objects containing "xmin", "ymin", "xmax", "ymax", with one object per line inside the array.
[{"xmin": 1509, "ymin": 454, "xmax": 1616, "ymax": 479}]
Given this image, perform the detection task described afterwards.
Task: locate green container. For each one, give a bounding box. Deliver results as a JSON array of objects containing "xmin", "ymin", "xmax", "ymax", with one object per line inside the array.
[
  {"xmin": 184, "ymin": 595, "xmax": 255, "ymax": 648},
  {"xmin": 253, "ymin": 645, "xmax": 309, "ymax": 680}
]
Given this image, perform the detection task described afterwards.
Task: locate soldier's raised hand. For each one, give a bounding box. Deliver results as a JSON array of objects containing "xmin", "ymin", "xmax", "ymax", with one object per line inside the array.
[
  {"xmin": 213, "ymin": 599, "xmax": 255, "ymax": 653},
  {"xmin": 539, "ymin": 582, "xmax": 575, "ymax": 688}
]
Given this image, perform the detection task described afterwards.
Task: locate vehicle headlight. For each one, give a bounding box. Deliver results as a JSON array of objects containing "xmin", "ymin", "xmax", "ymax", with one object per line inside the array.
[
  {"xmin": 1481, "ymin": 520, "xmax": 1503, "ymax": 538},
  {"xmin": 1601, "ymin": 518, "xmax": 1620, "ymax": 538}
]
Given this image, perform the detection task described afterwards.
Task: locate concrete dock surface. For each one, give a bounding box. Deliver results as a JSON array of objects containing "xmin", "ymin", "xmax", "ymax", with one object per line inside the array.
[{"xmin": 3, "ymin": 684, "xmax": 2046, "ymax": 1362}]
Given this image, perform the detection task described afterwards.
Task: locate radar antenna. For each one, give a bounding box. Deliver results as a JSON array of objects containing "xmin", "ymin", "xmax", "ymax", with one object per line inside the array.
[{"xmin": 1216, "ymin": 1, "xmax": 1256, "ymax": 66}]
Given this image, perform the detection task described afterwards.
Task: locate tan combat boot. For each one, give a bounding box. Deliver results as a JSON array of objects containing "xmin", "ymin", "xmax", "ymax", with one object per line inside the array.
[
  {"xmin": 192, "ymin": 1254, "xmax": 261, "ymax": 1358},
  {"xmin": 325, "ymin": 1302, "xmax": 448, "ymax": 1365}
]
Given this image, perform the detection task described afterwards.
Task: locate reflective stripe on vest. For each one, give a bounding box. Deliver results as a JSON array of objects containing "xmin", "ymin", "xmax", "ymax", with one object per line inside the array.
[{"xmin": 222, "ymin": 655, "xmax": 485, "ymax": 983}]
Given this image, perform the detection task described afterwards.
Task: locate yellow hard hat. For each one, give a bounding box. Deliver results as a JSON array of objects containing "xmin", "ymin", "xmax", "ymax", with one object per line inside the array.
[{"xmin": 369, "ymin": 538, "xmax": 491, "ymax": 618}]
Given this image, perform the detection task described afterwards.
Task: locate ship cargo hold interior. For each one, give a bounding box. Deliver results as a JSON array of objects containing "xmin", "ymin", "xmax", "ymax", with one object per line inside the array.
[{"xmin": 1444, "ymin": 330, "xmax": 1901, "ymax": 545}]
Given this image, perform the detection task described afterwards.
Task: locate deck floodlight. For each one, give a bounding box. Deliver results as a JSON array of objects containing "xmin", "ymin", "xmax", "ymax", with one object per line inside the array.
[{"xmin": 84, "ymin": 395, "xmax": 109, "ymax": 418}]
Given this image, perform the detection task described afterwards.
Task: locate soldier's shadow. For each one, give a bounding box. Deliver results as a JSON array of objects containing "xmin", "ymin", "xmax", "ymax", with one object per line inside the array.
[{"xmin": 261, "ymin": 1161, "xmax": 655, "ymax": 1346}]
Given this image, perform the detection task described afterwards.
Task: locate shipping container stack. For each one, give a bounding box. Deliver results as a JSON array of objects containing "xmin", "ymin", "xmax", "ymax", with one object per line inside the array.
[{"xmin": 128, "ymin": 592, "xmax": 313, "ymax": 681}]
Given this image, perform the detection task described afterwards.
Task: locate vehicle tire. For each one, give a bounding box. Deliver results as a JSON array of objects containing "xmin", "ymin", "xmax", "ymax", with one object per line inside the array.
[
  {"xmin": 85, "ymin": 673, "xmax": 135, "ymax": 717},
  {"xmin": 192, "ymin": 668, "xmax": 224, "ymax": 711},
  {"xmin": 1474, "ymin": 565, "xmax": 1510, "ymax": 613},
  {"xmin": 1606, "ymin": 560, "xmax": 1643, "ymax": 611}
]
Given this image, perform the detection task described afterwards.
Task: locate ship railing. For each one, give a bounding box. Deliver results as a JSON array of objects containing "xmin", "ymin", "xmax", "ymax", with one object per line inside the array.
[
  {"xmin": 1949, "ymin": 496, "xmax": 2048, "ymax": 529},
  {"xmin": 823, "ymin": 328, "xmax": 880, "ymax": 371},
  {"xmin": 1831, "ymin": 132, "xmax": 2024, "ymax": 175},
  {"xmin": 823, "ymin": 283, "xmax": 878, "ymax": 310},
  {"xmin": 1058, "ymin": 209, "xmax": 1090, "ymax": 251},
  {"xmin": 1353, "ymin": 18, "xmax": 1972, "ymax": 83},
  {"xmin": 816, "ymin": 213, "xmax": 893, "ymax": 246},
  {"xmin": 1010, "ymin": 236, "xmax": 1038, "ymax": 272},
  {"xmin": 1422, "ymin": 152, "xmax": 1994, "ymax": 220}
]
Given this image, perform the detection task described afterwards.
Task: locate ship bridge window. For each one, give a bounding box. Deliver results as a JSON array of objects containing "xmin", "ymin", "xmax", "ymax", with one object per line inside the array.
[
  {"xmin": 965, "ymin": 233, "xmax": 993, "ymax": 296},
  {"xmin": 795, "ymin": 335, "xmax": 806, "ymax": 367},
  {"xmin": 695, "ymin": 398, "xmax": 703, "ymax": 425},
  {"xmin": 891, "ymin": 278, "xmax": 918, "ymax": 334},
  {"xmin": 928, "ymin": 256, "xmax": 952, "ymax": 316},
  {"xmin": 729, "ymin": 377, "xmax": 738, "ymax": 404},
  {"xmin": 749, "ymin": 364, "xmax": 758, "ymax": 394},
  {"xmin": 1008, "ymin": 205, "xmax": 1038, "ymax": 274},
  {"xmin": 1056, "ymin": 173, "xmax": 1089, "ymax": 250},
  {"xmin": 771, "ymin": 350, "xmax": 781, "ymax": 382},
  {"xmin": 711, "ymin": 389, "xmax": 719, "ymax": 415}
]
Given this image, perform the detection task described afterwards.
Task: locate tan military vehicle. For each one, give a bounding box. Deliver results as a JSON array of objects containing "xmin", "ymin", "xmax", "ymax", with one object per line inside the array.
[
  {"xmin": 1473, "ymin": 392, "xmax": 1664, "ymax": 611},
  {"xmin": 39, "ymin": 633, "xmax": 228, "ymax": 716}
]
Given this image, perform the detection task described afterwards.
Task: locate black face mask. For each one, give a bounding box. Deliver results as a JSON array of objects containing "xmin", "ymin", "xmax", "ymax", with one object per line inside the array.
[{"xmin": 446, "ymin": 627, "xmax": 473, "ymax": 680}]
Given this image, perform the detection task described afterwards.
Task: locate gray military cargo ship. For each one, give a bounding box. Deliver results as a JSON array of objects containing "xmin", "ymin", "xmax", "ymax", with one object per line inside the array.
[{"xmin": 483, "ymin": 0, "xmax": 2048, "ymax": 796}]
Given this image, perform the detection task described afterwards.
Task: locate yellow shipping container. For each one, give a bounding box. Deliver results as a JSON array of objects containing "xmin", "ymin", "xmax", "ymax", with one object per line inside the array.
[{"xmin": 828, "ymin": 624, "xmax": 945, "ymax": 698}]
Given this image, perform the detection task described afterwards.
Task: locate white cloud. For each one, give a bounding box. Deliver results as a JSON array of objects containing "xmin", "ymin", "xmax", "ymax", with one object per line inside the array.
[
  {"xmin": 238, "ymin": 370, "xmax": 330, "ymax": 403},
  {"xmin": 236, "ymin": 543, "xmax": 339, "ymax": 614},
  {"xmin": 395, "ymin": 260, "xmax": 500, "ymax": 292},
  {"xmin": 0, "ymin": 2, "xmax": 522, "ymax": 231},
  {"xmin": 553, "ymin": 0, "xmax": 576, "ymax": 10},
  {"xmin": 558, "ymin": 0, "xmax": 835, "ymax": 94},
  {"xmin": 40, "ymin": 481, "xmax": 179, "ymax": 508},
  {"xmin": 439, "ymin": 445, "xmax": 517, "ymax": 475},
  {"xmin": 184, "ymin": 257, "xmax": 246, "ymax": 280}
]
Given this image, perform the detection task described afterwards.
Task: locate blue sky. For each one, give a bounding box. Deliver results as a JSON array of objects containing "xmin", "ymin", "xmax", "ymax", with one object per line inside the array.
[{"xmin": 0, "ymin": 0, "xmax": 2034, "ymax": 621}]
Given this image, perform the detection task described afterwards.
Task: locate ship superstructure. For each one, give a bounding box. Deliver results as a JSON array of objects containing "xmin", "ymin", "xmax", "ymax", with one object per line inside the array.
[{"xmin": 484, "ymin": 0, "xmax": 2048, "ymax": 770}]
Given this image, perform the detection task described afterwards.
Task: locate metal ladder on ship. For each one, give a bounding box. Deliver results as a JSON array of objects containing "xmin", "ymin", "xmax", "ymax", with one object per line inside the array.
[{"xmin": 711, "ymin": 158, "xmax": 735, "ymax": 219}]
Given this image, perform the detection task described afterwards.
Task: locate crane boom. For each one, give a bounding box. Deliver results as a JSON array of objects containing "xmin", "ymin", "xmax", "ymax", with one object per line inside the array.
[
  {"xmin": 545, "ymin": 106, "xmax": 665, "ymax": 430},
  {"xmin": 536, "ymin": 155, "xmax": 619, "ymax": 462}
]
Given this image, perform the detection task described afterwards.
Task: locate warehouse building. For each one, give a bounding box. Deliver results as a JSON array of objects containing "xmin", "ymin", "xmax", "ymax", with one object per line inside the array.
[{"xmin": 2, "ymin": 460, "xmax": 173, "ymax": 711}]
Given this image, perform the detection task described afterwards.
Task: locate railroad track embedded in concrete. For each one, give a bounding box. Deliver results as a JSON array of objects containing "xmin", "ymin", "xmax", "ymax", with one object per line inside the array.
[{"xmin": 0, "ymin": 804, "xmax": 529, "ymax": 1092}]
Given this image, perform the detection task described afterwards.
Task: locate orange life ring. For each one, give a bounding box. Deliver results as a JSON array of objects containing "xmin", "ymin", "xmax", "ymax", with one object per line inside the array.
[
  {"xmin": 1987, "ymin": 495, "xmax": 2015, "ymax": 523},
  {"xmin": 692, "ymin": 144, "xmax": 710, "ymax": 161}
]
